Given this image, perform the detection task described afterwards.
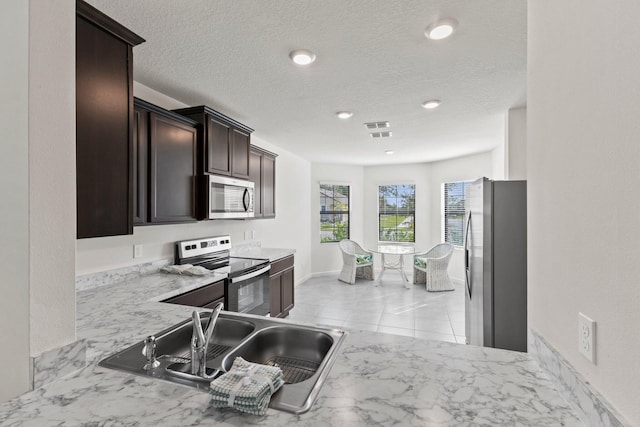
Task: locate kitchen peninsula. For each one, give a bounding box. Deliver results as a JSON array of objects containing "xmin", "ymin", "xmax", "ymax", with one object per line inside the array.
[{"xmin": 0, "ymin": 264, "xmax": 582, "ymax": 426}]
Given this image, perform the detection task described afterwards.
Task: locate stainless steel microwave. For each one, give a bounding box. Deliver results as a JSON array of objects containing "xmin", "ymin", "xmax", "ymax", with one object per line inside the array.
[{"xmin": 206, "ymin": 175, "xmax": 254, "ymax": 219}]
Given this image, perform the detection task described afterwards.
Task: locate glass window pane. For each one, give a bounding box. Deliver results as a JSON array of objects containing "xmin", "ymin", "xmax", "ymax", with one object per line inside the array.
[
  {"xmin": 378, "ymin": 184, "xmax": 415, "ymax": 243},
  {"xmin": 320, "ymin": 184, "xmax": 350, "ymax": 243}
]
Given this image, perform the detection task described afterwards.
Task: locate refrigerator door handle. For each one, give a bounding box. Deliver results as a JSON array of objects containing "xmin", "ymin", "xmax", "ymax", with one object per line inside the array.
[{"xmin": 464, "ymin": 212, "xmax": 472, "ymax": 299}]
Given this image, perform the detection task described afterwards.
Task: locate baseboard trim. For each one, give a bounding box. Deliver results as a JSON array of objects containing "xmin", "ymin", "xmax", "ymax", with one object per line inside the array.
[
  {"xmin": 295, "ymin": 272, "xmax": 313, "ymax": 286},
  {"xmin": 528, "ymin": 329, "xmax": 630, "ymax": 427}
]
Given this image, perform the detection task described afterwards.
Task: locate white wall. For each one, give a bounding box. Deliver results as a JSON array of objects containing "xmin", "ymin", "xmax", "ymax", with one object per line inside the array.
[
  {"xmin": 134, "ymin": 81, "xmax": 188, "ymax": 109},
  {"xmin": 428, "ymin": 152, "xmax": 493, "ymax": 282},
  {"xmin": 76, "ymin": 85, "xmax": 313, "ymax": 283},
  {"xmin": 506, "ymin": 107, "xmax": 527, "ymax": 180},
  {"xmin": 28, "ymin": 0, "xmax": 77, "ymax": 357},
  {"xmin": 0, "ymin": 0, "xmax": 31, "ymax": 402},
  {"xmin": 310, "ymin": 163, "xmax": 364, "ymax": 275},
  {"xmin": 0, "ymin": 0, "xmax": 76, "ymax": 402},
  {"xmin": 528, "ymin": 1, "xmax": 640, "ymax": 424},
  {"xmin": 491, "ymin": 142, "xmax": 506, "ymax": 180}
]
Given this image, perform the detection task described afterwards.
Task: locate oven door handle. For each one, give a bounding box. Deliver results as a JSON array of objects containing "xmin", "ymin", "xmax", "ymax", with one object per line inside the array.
[{"xmin": 229, "ymin": 265, "xmax": 271, "ymax": 283}]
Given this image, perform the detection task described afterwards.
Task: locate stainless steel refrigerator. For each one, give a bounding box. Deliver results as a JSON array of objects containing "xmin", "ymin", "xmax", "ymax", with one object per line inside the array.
[{"xmin": 464, "ymin": 178, "xmax": 527, "ymax": 352}]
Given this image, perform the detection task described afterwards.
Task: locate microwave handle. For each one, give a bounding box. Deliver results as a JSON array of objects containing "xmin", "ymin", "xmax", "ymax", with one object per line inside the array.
[
  {"xmin": 242, "ymin": 188, "xmax": 249, "ymax": 211},
  {"xmin": 230, "ymin": 265, "xmax": 271, "ymax": 283}
]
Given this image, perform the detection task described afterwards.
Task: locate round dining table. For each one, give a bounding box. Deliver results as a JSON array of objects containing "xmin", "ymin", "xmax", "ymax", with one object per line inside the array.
[{"xmin": 368, "ymin": 244, "xmax": 418, "ymax": 289}]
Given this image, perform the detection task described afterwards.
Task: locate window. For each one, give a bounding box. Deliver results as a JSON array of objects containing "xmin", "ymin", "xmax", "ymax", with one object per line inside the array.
[
  {"xmin": 378, "ymin": 184, "xmax": 415, "ymax": 242},
  {"xmin": 442, "ymin": 181, "xmax": 471, "ymax": 247},
  {"xmin": 319, "ymin": 184, "xmax": 350, "ymax": 243}
]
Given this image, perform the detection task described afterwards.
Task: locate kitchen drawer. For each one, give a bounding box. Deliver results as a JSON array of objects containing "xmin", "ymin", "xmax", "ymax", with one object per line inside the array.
[
  {"xmin": 162, "ymin": 280, "xmax": 224, "ymax": 307},
  {"xmin": 270, "ymin": 255, "xmax": 294, "ymax": 276}
]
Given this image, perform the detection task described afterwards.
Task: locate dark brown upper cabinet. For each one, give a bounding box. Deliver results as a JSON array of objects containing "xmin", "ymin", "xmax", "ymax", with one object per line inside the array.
[
  {"xmin": 249, "ymin": 146, "xmax": 277, "ymax": 218},
  {"xmin": 133, "ymin": 98, "xmax": 198, "ymax": 225},
  {"xmin": 172, "ymin": 106, "xmax": 253, "ymax": 180},
  {"xmin": 76, "ymin": 0, "xmax": 144, "ymax": 239}
]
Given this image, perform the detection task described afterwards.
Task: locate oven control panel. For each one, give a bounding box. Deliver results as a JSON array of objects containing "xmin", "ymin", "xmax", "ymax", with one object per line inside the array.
[{"xmin": 176, "ymin": 235, "xmax": 231, "ymax": 259}]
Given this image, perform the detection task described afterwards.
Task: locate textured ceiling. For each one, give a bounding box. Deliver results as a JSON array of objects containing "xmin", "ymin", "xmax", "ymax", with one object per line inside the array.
[{"xmin": 88, "ymin": 0, "xmax": 527, "ymax": 165}]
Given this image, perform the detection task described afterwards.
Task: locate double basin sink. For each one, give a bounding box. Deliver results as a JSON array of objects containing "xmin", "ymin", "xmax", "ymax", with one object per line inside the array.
[{"xmin": 99, "ymin": 312, "xmax": 347, "ymax": 414}]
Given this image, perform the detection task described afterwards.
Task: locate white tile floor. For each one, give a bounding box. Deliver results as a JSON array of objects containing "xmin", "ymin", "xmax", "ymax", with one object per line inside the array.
[{"xmin": 288, "ymin": 270, "xmax": 466, "ymax": 344}]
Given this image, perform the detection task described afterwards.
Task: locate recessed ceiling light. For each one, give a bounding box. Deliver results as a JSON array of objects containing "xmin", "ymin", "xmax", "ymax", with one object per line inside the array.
[
  {"xmin": 336, "ymin": 111, "xmax": 353, "ymax": 119},
  {"xmin": 385, "ymin": 150, "xmax": 395, "ymax": 155},
  {"xmin": 424, "ymin": 18, "xmax": 457, "ymax": 40},
  {"xmin": 421, "ymin": 99, "xmax": 441, "ymax": 109},
  {"xmin": 289, "ymin": 49, "xmax": 316, "ymax": 65}
]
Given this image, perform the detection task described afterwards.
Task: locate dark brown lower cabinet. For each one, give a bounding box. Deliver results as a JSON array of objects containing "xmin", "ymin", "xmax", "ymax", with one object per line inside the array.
[
  {"xmin": 269, "ymin": 255, "xmax": 295, "ymax": 318},
  {"xmin": 162, "ymin": 280, "xmax": 225, "ymax": 308}
]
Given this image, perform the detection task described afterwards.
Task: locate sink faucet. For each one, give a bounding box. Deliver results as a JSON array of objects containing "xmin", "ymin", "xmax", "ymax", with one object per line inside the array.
[{"xmin": 191, "ymin": 302, "xmax": 223, "ymax": 379}]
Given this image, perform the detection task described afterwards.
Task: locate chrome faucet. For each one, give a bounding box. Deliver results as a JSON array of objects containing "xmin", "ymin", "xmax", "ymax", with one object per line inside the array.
[{"xmin": 190, "ymin": 302, "xmax": 223, "ymax": 379}]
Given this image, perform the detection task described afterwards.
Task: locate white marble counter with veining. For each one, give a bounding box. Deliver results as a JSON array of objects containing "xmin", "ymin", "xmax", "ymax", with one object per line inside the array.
[
  {"xmin": 0, "ymin": 268, "xmax": 583, "ymax": 426},
  {"xmin": 230, "ymin": 245, "xmax": 295, "ymax": 262}
]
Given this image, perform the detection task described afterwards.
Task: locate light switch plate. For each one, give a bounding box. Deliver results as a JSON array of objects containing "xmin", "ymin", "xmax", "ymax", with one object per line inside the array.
[{"xmin": 578, "ymin": 312, "xmax": 596, "ymax": 363}]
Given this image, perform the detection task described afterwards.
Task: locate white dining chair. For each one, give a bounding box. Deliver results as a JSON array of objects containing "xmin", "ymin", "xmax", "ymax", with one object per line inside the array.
[
  {"xmin": 413, "ymin": 243, "xmax": 454, "ymax": 291},
  {"xmin": 338, "ymin": 240, "xmax": 374, "ymax": 285}
]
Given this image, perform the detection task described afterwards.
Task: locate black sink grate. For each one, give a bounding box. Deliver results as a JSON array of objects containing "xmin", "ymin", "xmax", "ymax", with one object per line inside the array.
[
  {"xmin": 265, "ymin": 356, "xmax": 319, "ymax": 384},
  {"xmin": 174, "ymin": 343, "xmax": 231, "ymax": 361}
]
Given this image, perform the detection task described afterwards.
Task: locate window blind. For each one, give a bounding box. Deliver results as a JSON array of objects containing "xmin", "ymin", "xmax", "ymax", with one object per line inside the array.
[{"xmin": 442, "ymin": 181, "xmax": 471, "ymax": 247}]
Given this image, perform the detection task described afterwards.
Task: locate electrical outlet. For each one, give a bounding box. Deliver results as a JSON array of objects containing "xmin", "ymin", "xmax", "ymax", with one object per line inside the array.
[
  {"xmin": 578, "ymin": 312, "xmax": 596, "ymax": 363},
  {"xmin": 133, "ymin": 244, "xmax": 143, "ymax": 259}
]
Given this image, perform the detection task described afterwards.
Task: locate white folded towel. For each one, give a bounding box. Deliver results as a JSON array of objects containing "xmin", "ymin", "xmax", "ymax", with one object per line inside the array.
[{"xmin": 209, "ymin": 357, "xmax": 284, "ymax": 415}]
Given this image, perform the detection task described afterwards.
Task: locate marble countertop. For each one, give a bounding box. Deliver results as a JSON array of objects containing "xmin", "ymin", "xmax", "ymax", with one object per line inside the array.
[
  {"xmin": 230, "ymin": 246, "xmax": 295, "ymax": 262},
  {"xmin": 0, "ymin": 262, "xmax": 583, "ymax": 426}
]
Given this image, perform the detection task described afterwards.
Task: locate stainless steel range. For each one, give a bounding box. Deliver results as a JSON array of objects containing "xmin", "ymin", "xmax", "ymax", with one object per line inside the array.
[{"xmin": 173, "ymin": 235, "xmax": 271, "ymax": 316}]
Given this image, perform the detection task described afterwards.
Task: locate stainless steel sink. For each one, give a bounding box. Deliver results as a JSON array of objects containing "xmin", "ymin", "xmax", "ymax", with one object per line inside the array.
[
  {"xmin": 99, "ymin": 314, "xmax": 256, "ymax": 390},
  {"xmin": 221, "ymin": 325, "xmax": 340, "ymax": 413},
  {"xmin": 98, "ymin": 312, "xmax": 347, "ymax": 413}
]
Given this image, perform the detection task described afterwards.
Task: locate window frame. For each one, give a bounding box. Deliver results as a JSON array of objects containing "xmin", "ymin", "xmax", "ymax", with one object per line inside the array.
[
  {"xmin": 377, "ymin": 183, "xmax": 416, "ymax": 243},
  {"xmin": 441, "ymin": 180, "xmax": 472, "ymax": 248},
  {"xmin": 319, "ymin": 182, "xmax": 351, "ymax": 243}
]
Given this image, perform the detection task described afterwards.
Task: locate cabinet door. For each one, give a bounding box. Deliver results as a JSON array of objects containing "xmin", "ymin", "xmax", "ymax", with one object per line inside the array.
[
  {"xmin": 281, "ymin": 267, "xmax": 295, "ymax": 315},
  {"xmin": 206, "ymin": 117, "xmax": 231, "ymax": 176},
  {"xmin": 132, "ymin": 107, "xmax": 147, "ymax": 225},
  {"xmin": 262, "ymin": 154, "xmax": 276, "ymax": 218},
  {"xmin": 149, "ymin": 113, "xmax": 197, "ymax": 223},
  {"xmin": 270, "ymin": 274, "xmax": 283, "ymax": 318},
  {"xmin": 76, "ymin": 16, "xmax": 133, "ymax": 238},
  {"xmin": 248, "ymin": 150, "xmax": 263, "ymax": 217},
  {"xmin": 231, "ymin": 128, "xmax": 250, "ymax": 179}
]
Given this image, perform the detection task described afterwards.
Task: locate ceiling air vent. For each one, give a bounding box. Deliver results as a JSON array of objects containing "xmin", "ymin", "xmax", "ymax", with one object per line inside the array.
[
  {"xmin": 364, "ymin": 121, "xmax": 390, "ymax": 129},
  {"xmin": 370, "ymin": 131, "xmax": 392, "ymax": 138}
]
